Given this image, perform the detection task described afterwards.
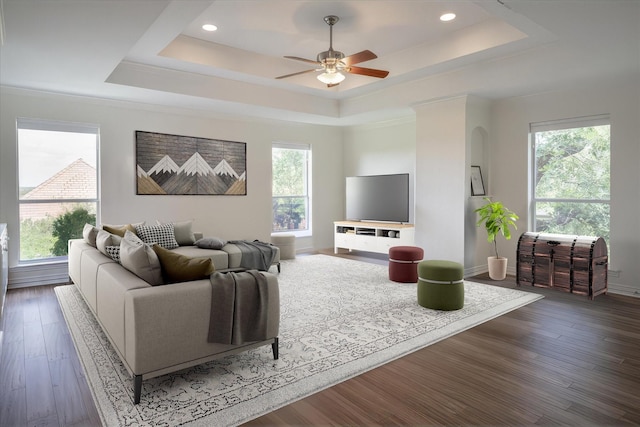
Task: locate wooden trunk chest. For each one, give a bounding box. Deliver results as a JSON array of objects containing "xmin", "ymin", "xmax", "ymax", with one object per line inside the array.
[{"xmin": 516, "ymin": 232, "xmax": 608, "ymax": 299}]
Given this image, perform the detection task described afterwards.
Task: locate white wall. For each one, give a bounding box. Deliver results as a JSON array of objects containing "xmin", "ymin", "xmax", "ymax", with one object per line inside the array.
[
  {"xmin": 0, "ymin": 88, "xmax": 343, "ymax": 274},
  {"xmin": 342, "ymin": 117, "xmax": 416, "ymax": 223},
  {"xmin": 464, "ymin": 96, "xmax": 493, "ymax": 274},
  {"xmin": 414, "ymin": 97, "xmax": 467, "ymax": 264},
  {"xmin": 490, "ymin": 75, "xmax": 640, "ymax": 296}
]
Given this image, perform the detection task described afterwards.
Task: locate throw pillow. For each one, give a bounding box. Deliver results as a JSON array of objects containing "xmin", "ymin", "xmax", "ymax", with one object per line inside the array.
[
  {"xmin": 119, "ymin": 230, "xmax": 163, "ymax": 286},
  {"xmin": 102, "ymin": 223, "xmax": 138, "ymax": 237},
  {"xmin": 152, "ymin": 244, "xmax": 215, "ymax": 283},
  {"xmin": 156, "ymin": 219, "xmax": 195, "ymax": 246},
  {"xmin": 82, "ymin": 223, "xmax": 99, "ymax": 247},
  {"xmin": 105, "ymin": 245, "xmax": 120, "ymax": 263},
  {"xmin": 96, "ymin": 230, "xmax": 122, "ymax": 255},
  {"xmin": 135, "ymin": 223, "xmax": 179, "ymax": 250},
  {"xmin": 194, "ymin": 237, "xmax": 227, "ymax": 250}
]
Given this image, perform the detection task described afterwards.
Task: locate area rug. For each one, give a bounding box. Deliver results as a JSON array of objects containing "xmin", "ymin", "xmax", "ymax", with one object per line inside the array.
[{"xmin": 56, "ymin": 254, "xmax": 543, "ymax": 426}]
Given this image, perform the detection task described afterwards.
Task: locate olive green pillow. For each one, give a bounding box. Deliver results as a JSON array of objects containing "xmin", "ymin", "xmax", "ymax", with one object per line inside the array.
[
  {"xmin": 103, "ymin": 223, "xmax": 137, "ymax": 237},
  {"xmin": 152, "ymin": 244, "xmax": 215, "ymax": 283}
]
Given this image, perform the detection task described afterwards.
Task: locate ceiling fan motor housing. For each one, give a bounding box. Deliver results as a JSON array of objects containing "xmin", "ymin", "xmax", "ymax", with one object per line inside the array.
[{"xmin": 317, "ymin": 50, "xmax": 346, "ymax": 72}]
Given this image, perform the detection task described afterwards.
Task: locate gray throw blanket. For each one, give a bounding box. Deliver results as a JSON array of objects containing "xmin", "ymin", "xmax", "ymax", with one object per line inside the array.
[
  {"xmin": 208, "ymin": 270, "xmax": 270, "ymax": 345},
  {"xmin": 228, "ymin": 240, "xmax": 277, "ymax": 271}
]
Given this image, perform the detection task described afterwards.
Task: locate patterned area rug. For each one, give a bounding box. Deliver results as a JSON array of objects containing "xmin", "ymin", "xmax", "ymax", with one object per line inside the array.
[{"xmin": 56, "ymin": 254, "xmax": 543, "ymax": 426}]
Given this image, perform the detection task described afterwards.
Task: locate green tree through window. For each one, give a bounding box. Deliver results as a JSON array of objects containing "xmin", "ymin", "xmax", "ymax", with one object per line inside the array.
[
  {"xmin": 51, "ymin": 207, "xmax": 96, "ymax": 256},
  {"xmin": 17, "ymin": 118, "xmax": 99, "ymax": 261},
  {"xmin": 272, "ymin": 144, "xmax": 311, "ymax": 233},
  {"xmin": 531, "ymin": 117, "xmax": 610, "ymax": 244}
]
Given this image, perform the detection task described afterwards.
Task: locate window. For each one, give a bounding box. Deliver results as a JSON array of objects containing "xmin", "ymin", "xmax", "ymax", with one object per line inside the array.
[
  {"xmin": 272, "ymin": 143, "xmax": 311, "ymax": 235},
  {"xmin": 17, "ymin": 118, "xmax": 100, "ymax": 262},
  {"xmin": 530, "ymin": 115, "xmax": 610, "ymax": 244}
]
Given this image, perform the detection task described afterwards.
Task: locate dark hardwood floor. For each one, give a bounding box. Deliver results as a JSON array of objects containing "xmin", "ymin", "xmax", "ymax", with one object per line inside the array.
[
  {"xmin": 1, "ymin": 251, "xmax": 639, "ymax": 426},
  {"xmin": 0, "ymin": 284, "xmax": 102, "ymax": 427}
]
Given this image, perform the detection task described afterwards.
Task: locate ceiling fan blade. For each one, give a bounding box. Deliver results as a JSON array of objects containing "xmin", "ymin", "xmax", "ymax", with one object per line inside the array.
[
  {"xmin": 327, "ymin": 83, "xmax": 340, "ymax": 88},
  {"xmin": 276, "ymin": 69, "xmax": 317, "ymax": 79},
  {"xmin": 284, "ymin": 56, "xmax": 321, "ymax": 65},
  {"xmin": 342, "ymin": 50, "xmax": 377, "ymax": 66},
  {"xmin": 347, "ymin": 66, "xmax": 389, "ymax": 79}
]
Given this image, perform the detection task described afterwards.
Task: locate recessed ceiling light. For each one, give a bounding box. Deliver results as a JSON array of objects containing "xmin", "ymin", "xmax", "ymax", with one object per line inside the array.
[
  {"xmin": 202, "ymin": 24, "xmax": 218, "ymax": 32},
  {"xmin": 440, "ymin": 13, "xmax": 456, "ymax": 22}
]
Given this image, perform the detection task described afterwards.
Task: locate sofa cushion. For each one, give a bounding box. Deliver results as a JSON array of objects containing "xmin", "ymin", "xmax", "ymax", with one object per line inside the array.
[
  {"xmin": 157, "ymin": 220, "xmax": 195, "ymax": 246},
  {"xmin": 135, "ymin": 224, "xmax": 179, "ymax": 250},
  {"xmin": 79, "ymin": 249, "xmax": 116, "ymax": 313},
  {"xmin": 152, "ymin": 244, "xmax": 215, "ymax": 283},
  {"xmin": 194, "ymin": 237, "xmax": 227, "ymax": 250},
  {"xmin": 171, "ymin": 246, "xmax": 230, "ymax": 270},
  {"xmin": 82, "ymin": 223, "xmax": 99, "ymax": 247},
  {"xmin": 119, "ymin": 231, "xmax": 163, "ymax": 286},
  {"xmin": 96, "ymin": 230, "xmax": 122, "ymax": 255}
]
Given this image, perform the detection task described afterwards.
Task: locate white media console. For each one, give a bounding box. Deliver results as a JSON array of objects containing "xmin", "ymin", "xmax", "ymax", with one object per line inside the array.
[{"xmin": 334, "ymin": 221, "xmax": 415, "ymax": 254}]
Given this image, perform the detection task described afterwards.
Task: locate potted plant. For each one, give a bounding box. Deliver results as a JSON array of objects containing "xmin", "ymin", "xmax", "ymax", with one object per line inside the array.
[{"xmin": 475, "ymin": 197, "xmax": 519, "ymax": 280}]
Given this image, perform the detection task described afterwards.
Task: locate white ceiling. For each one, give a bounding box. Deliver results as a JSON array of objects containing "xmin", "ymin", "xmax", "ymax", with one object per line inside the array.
[{"xmin": 1, "ymin": 0, "xmax": 638, "ymax": 126}]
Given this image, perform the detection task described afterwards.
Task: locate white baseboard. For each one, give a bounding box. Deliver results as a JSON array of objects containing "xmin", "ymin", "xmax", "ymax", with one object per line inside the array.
[
  {"xmin": 464, "ymin": 264, "xmax": 488, "ymax": 277},
  {"xmin": 607, "ymin": 282, "xmax": 640, "ymax": 298},
  {"xmin": 464, "ymin": 263, "xmax": 516, "ymax": 278}
]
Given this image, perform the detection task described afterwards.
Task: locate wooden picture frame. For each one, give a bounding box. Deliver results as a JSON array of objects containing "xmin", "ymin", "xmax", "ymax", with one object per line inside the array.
[
  {"xmin": 135, "ymin": 131, "xmax": 246, "ymax": 195},
  {"xmin": 471, "ymin": 165, "xmax": 486, "ymax": 196}
]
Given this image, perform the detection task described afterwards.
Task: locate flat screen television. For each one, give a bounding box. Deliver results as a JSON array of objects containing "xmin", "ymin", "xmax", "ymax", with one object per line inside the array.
[{"xmin": 345, "ymin": 173, "xmax": 410, "ymax": 223}]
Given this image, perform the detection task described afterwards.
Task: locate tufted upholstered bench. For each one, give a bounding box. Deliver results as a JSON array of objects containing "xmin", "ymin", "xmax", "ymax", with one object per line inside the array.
[{"xmin": 417, "ymin": 260, "xmax": 464, "ymax": 310}]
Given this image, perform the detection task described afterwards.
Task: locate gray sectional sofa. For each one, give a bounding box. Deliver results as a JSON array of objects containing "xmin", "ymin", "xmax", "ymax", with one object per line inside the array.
[{"xmin": 67, "ymin": 223, "xmax": 281, "ymax": 404}]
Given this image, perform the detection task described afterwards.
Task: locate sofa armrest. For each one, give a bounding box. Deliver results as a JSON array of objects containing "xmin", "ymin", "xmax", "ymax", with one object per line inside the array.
[{"xmin": 124, "ymin": 273, "xmax": 280, "ymax": 376}]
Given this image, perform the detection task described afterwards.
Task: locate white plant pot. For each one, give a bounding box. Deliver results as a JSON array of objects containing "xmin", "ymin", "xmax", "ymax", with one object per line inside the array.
[{"xmin": 488, "ymin": 256, "xmax": 508, "ymax": 280}]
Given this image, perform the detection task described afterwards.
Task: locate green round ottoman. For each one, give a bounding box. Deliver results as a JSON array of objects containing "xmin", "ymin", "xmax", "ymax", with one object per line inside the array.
[{"xmin": 417, "ymin": 260, "xmax": 464, "ymax": 311}]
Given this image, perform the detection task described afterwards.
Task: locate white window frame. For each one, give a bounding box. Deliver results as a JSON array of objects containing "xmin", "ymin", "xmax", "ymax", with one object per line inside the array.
[
  {"xmin": 17, "ymin": 117, "xmax": 101, "ymax": 264},
  {"xmin": 272, "ymin": 142, "xmax": 312, "ymax": 237},
  {"xmin": 529, "ymin": 114, "xmax": 610, "ymax": 238}
]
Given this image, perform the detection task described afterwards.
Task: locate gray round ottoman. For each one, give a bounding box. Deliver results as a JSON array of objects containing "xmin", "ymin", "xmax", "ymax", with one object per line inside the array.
[
  {"xmin": 417, "ymin": 260, "xmax": 464, "ymax": 310},
  {"xmin": 270, "ymin": 233, "xmax": 295, "ymax": 260}
]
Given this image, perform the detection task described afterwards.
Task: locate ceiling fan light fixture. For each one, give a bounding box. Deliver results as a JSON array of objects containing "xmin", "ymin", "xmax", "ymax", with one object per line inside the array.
[{"xmin": 317, "ymin": 71, "xmax": 345, "ymax": 85}]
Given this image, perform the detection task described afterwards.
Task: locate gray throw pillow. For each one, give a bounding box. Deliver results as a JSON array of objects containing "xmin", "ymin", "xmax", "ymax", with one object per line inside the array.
[
  {"xmin": 195, "ymin": 237, "xmax": 227, "ymax": 250},
  {"xmin": 82, "ymin": 223, "xmax": 99, "ymax": 247},
  {"xmin": 96, "ymin": 230, "xmax": 122, "ymax": 256},
  {"xmin": 119, "ymin": 230, "xmax": 163, "ymax": 285}
]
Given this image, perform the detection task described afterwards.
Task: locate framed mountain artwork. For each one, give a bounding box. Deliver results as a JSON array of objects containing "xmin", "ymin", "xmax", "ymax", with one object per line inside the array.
[{"xmin": 135, "ymin": 131, "xmax": 246, "ymax": 195}]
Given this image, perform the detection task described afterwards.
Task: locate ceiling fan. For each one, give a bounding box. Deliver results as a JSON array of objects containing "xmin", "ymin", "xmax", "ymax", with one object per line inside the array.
[{"xmin": 276, "ymin": 15, "xmax": 389, "ymax": 87}]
